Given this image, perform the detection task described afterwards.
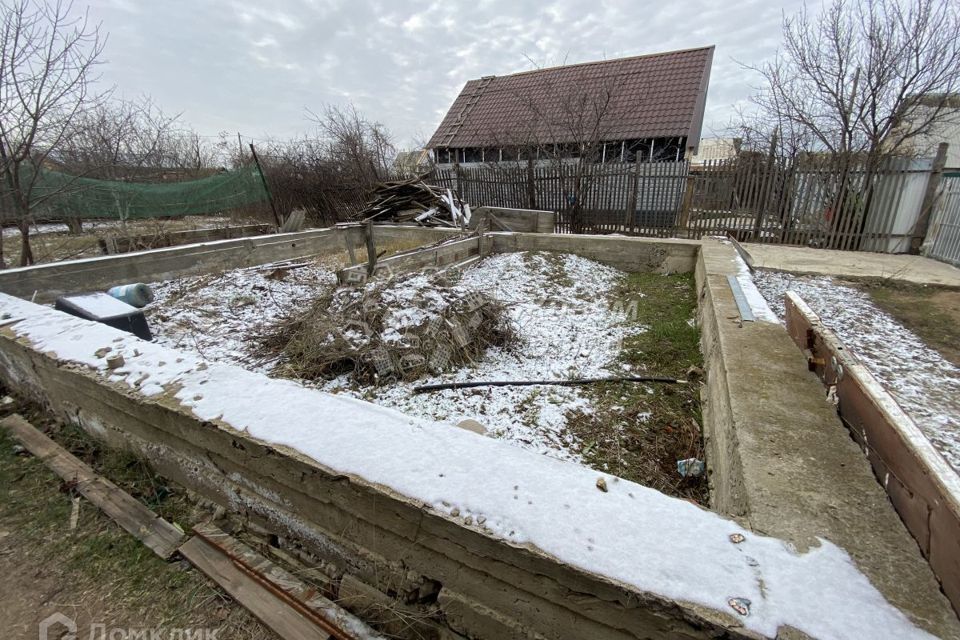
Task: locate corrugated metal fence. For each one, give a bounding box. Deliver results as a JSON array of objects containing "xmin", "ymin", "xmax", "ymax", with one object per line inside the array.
[
  {"xmin": 924, "ymin": 175, "xmax": 960, "ymax": 266},
  {"xmin": 424, "ymin": 154, "xmax": 940, "ymax": 253}
]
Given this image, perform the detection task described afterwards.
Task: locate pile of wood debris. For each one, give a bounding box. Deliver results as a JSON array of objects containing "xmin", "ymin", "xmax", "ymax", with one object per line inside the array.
[
  {"xmin": 257, "ymin": 274, "xmax": 512, "ymax": 384},
  {"xmin": 358, "ymin": 177, "xmax": 470, "ymax": 227}
]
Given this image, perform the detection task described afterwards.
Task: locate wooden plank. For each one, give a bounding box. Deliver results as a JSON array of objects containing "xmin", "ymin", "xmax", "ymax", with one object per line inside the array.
[
  {"xmin": 835, "ymin": 157, "xmax": 861, "ymax": 251},
  {"xmin": 180, "ymin": 536, "xmax": 336, "ymax": 640},
  {"xmin": 912, "ymin": 143, "xmax": 950, "ymax": 251},
  {"xmin": 188, "ymin": 524, "xmax": 383, "ymax": 640},
  {"xmin": 0, "ymin": 414, "xmax": 185, "ymax": 559}
]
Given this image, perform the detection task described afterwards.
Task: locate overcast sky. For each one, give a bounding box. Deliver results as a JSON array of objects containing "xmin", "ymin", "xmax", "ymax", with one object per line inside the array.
[{"xmin": 85, "ymin": 0, "xmax": 807, "ymax": 149}]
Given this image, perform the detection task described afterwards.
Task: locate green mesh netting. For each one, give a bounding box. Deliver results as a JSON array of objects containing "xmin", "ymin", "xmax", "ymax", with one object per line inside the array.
[{"xmin": 20, "ymin": 165, "xmax": 270, "ymax": 220}]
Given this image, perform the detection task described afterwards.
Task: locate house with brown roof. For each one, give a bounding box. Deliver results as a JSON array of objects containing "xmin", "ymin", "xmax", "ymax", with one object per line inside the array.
[{"xmin": 428, "ymin": 46, "xmax": 714, "ymax": 166}]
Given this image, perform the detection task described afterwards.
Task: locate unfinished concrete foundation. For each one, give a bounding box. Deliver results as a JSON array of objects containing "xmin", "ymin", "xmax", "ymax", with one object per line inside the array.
[{"xmin": 1, "ymin": 222, "xmax": 958, "ymax": 639}]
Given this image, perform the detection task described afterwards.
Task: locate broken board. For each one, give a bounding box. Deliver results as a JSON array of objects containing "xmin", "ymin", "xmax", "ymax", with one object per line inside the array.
[
  {"xmin": 181, "ymin": 524, "xmax": 383, "ymax": 640},
  {"xmin": 0, "ymin": 413, "xmax": 184, "ymax": 558}
]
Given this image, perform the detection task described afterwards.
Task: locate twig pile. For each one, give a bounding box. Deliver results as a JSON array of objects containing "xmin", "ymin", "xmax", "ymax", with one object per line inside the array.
[
  {"xmin": 358, "ymin": 177, "xmax": 469, "ymax": 227},
  {"xmin": 258, "ymin": 273, "xmax": 512, "ymax": 385}
]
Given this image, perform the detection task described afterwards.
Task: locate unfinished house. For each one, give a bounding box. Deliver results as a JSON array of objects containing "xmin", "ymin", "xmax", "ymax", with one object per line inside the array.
[{"xmin": 428, "ymin": 46, "xmax": 714, "ymax": 165}]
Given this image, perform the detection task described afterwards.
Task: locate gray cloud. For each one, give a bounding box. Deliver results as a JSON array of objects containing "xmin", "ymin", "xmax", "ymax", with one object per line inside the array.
[{"xmin": 86, "ymin": 0, "xmax": 804, "ymax": 148}]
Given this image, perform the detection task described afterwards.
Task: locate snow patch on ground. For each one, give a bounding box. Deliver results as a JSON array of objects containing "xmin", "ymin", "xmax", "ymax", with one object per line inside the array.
[
  {"xmin": 145, "ymin": 251, "xmax": 638, "ymax": 463},
  {"xmin": 319, "ymin": 252, "xmax": 641, "ymax": 462},
  {"xmin": 753, "ymin": 270, "xmax": 960, "ymax": 472},
  {"xmin": 147, "ymin": 259, "xmax": 339, "ymax": 372},
  {"xmin": 0, "ymin": 291, "xmax": 937, "ymax": 640}
]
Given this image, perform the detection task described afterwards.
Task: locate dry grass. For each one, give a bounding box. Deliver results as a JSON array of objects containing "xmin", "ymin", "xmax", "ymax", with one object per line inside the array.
[
  {"xmin": 0, "ymin": 395, "xmax": 276, "ymax": 640},
  {"xmin": 259, "ymin": 272, "xmax": 513, "ymax": 384},
  {"xmin": 854, "ymin": 278, "xmax": 960, "ymax": 367}
]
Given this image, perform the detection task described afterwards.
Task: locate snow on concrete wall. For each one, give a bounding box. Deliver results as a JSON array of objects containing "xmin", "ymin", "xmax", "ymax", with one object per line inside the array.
[{"xmin": 0, "ymin": 291, "xmax": 940, "ymax": 640}]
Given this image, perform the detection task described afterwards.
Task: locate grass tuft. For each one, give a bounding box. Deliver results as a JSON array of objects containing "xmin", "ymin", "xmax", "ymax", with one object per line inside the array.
[{"xmin": 564, "ymin": 272, "xmax": 707, "ymax": 503}]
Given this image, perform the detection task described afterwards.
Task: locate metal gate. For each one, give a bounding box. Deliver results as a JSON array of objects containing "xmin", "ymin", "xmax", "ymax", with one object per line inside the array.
[{"xmin": 926, "ymin": 175, "xmax": 960, "ymax": 267}]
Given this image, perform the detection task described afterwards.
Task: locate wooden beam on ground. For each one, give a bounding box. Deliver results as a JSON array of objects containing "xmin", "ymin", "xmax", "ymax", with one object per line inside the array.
[
  {"xmin": 0, "ymin": 413, "xmax": 185, "ymax": 559},
  {"xmin": 0, "ymin": 415, "xmax": 380, "ymax": 639},
  {"xmin": 181, "ymin": 524, "xmax": 383, "ymax": 640}
]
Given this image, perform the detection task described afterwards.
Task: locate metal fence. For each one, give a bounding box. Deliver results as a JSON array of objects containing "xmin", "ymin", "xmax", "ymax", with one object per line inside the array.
[
  {"xmin": 425, "ymin": 154, "xmax": 941, "ymax": 253},
  {"xmin": 431, "ymin": 162, "xmax": 688, "ymax": 235},
  {"xmin": 688, "ymin": 155, "xmax": 934, "ymax": 251},
  {"xmin": 925, "ymin": 175, "xmax": 960, "ymax": 266}
]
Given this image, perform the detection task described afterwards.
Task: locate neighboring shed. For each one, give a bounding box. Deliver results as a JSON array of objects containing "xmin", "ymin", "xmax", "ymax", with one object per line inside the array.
[
  {"xmin": 428, "ymin": 46, "xmax": 714, "ymax": 165},
  {"xmin": 689, "ymin": 137, "xmax": 741, "ymax": 165},
  {"xmin": 892, "ymin": 94, "xmax": 960, "ymax": 173},
  {"xmin": 393, "ymin": 149, "xmax": 432, "ymax": 174}
]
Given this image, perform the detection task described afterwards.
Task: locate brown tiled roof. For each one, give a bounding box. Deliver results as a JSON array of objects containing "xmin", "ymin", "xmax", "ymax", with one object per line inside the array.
[{"xmin": 427, "ymin": 46, "xmax": 714, "ymax": 149}]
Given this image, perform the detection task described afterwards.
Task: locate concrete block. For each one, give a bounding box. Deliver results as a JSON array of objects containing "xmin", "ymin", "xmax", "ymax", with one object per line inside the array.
[{"xmin": 469, "ymin": 206, "xmax": 556, "ymax": 234}]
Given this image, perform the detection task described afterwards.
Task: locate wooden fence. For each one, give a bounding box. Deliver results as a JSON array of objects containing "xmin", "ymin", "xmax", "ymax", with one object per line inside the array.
[{"xmin": 423, "ymin": 154, "xmax": 940, "ymax": 252}]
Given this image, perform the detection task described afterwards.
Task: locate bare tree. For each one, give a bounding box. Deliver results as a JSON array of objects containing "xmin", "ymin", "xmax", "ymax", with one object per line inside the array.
[
  {"xmin": 740, "ymin": 0, "xmax": 960, "ymax": 158},
  {"xmin": 472, "ymin": 68, "xmax": 619, "ymax": 232},
  {"xmin": 307, "ymin": 103, "xmax": 395, "ymax": 185},
  {"xmin": 736, "ymin": 0, "xmax": 960, "ymax": 248},
  {"xmin": 0, "ymin": 0, "xmax": 106, "ymax": 267},
  {"xmin": 56, "ymin": 96, "xmax": 181, "ymax": 177}
]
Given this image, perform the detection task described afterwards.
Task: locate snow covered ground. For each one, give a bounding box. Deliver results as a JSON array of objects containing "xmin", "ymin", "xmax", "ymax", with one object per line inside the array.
[
  {"xmin": 753, "ymin": 270, "xmax": 960, "ymax": 472},
  {"xmin": 148, "ymin": 258, "xmax": 340, "ymax": 371},
  {"xmin": 320, "ymin": 252, "xmax": 643, "ymax": 462},
  {"xmin": 0, "ymin": 291, "xmax": 939, "ymax": 640},
  {"xmin": 147, "ymin": 251, "xmax": 642, "ymax": 463}
]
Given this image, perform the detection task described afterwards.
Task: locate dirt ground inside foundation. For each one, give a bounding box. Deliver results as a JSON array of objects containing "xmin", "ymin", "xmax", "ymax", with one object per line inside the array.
[{"xmin": 855, "ymin": 279, "xmax": 960, "ymax": 368}]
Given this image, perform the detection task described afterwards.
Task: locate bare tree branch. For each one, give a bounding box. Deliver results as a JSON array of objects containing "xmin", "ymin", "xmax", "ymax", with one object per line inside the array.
[
  {"xmin": 0, "ymin": 0, "xmax": 107, "ymax": 266},
  {"xmin": 738, "ymin": 0, "xmax": 960, "ymax": 160}
]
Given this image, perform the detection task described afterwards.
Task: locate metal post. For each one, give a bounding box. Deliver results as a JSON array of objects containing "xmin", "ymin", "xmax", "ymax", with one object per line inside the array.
[
  {"xmin": 248, "ymin": 143, "xmax": 282, "ymax": 228},
  {"xmin": 912, "ymin": 142, "xmax": 949, "ymax": 254},
  {"xmin": 365, "ymin": 220, "xmax": 377, "ymax": 277}
]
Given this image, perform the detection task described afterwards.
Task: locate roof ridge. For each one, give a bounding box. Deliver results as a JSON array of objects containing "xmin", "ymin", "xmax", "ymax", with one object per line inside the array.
[{"xmin": 488, "ymin": 45, "xmax": 715, "ymax": 81}]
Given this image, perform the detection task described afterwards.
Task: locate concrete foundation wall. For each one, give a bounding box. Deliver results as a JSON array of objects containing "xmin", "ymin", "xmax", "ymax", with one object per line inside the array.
[
  {"xmin": 0, "ymin": 225, "xmax": 462, "ymax": 304},
  {"xmin": 469, "ymin": 207, "xmax": 556, "ymax": 234},
  {"xmin": 337, "ymin": 236, "xmax": 479, "ymax": 284},
  {"xmin": 694, "ymin": 239, "xmax": 960, "ymax": 638},
  {"xmin": 784, "ymin": 293, "xmax": 960, "ymax": 614},
  {"xmin": 4, "ymin": 228, "xmax": 959, "ymax": 638},
  {"xmin": 99, "ymin": 223, "xmax": 274, "ymax": 255},
  {"xmin": 488, "ymin": 233, "xmax": 699, "ymax": 273},
  {"xmin": 0, "ymin": 317, "xmax": 742, "ymax": 640}
]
